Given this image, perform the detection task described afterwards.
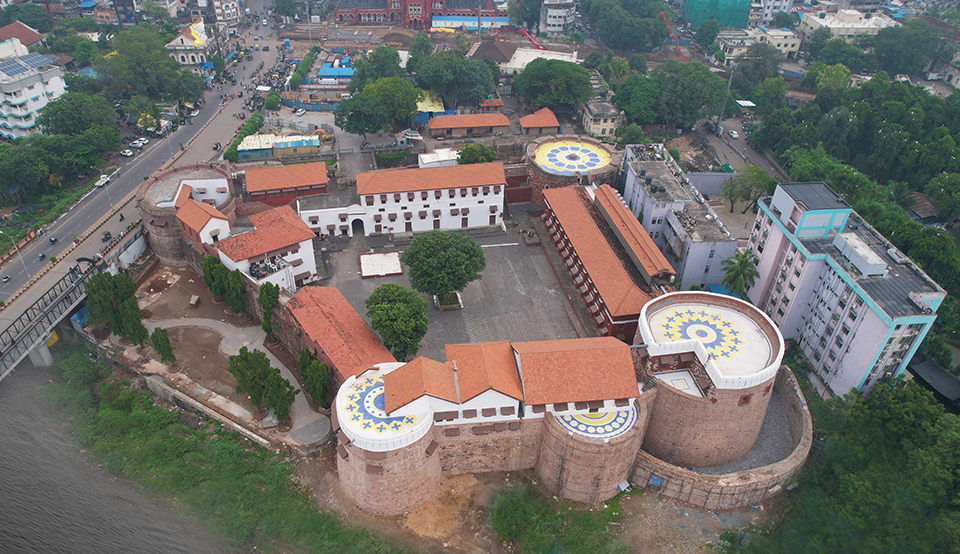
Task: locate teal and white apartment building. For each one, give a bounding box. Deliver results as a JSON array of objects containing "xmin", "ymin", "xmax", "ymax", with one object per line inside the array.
[
  {"xmin": 747, "ymin": 182, "xmax": 945, "ymax": 395},
  {"xmin": 0, "ymin": 38, "xmax": 65, "ymax": 140}
]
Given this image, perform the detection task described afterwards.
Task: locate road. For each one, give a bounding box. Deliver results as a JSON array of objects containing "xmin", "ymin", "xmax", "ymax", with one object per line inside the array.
[
  {"xmin": 701, "ymin": 118, "xmax": 786, "ymax": 178},
  {"xmin": 0, "ymin": 3, "xmax": 283, "ymax": 328}
]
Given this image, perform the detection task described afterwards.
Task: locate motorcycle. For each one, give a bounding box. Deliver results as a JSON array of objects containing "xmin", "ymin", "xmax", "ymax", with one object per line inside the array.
[
  {"xmin": 119, "ymin": 213, "xmax": 125, "ymax": 222},
  {"xmin": 38, "ymin": 253, "xmax": 44, "ymax": 260},
  {"xmin": 2, "ymin": 275, "xmax": 9, "ymax": 283}
]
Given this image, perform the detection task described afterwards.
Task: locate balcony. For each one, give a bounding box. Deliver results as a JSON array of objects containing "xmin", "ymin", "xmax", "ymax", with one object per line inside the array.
[{"xmin": 249, "ymin": 256, "xmax": 289, "ymax": 280}]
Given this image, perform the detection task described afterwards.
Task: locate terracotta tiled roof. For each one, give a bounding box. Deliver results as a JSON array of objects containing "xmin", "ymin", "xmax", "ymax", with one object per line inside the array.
[
  {"xmin": 480, "ymin": 98, "xmax": 504, "ymax": 107},
  {"xmin": 543, "ymin": 186, "xmax": 655, "ymax": 318},
  {"xmin": 593, "ymin": 185, "xmax": 675, "ymax": 283},
  {"xmin": 512, "ymin": 337, "xmax": 639, "ymax": 405},
  {"xmin": 356, "ymin": 162, "xmax": 505, "ymax": 195},
  {"xmin": 216, "ymin": 205, "xmax": 315, "ymax": 262},
  {"xmin": 519, "ymin": 107, "xmax": 559, "ymax": 129},
  {"xmin": 470, "ymin": 40, "xmax": 517, "ymax": 63},
  {"xmin": 287, "ymin": 287, "xmax": 396, "ymax": 381},
  {"xmin": 176, "ymin": 199, "xmax": 227, "ymax": 233},
  {"xmin": 427, "ymin": 113, "xmax": 510, "ymax": 130},
  {"xmin": 445, "ymin": 341, "xmax": 524, "ymax": 402},
  {"xmin": 175, "ymin": 184, "xmax": 193, "ymax": 208},
  {"xmin": 383, "ymin": 357, "xmax": 458, "ymax": 413},
  {"xmin": 0, "ymin": 21, "xmax": 43, "ymax": 47},
  {"xmin": 245, "ymin": 161, "xmax": 328, "ymax": 194}
]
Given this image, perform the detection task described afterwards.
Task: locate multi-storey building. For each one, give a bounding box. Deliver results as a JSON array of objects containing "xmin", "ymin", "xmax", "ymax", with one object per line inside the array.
[
  {"xmin": 211, "ymin": 0, "xmax": 240, "ymax": 26},
  {"xmin": 539, "ymin": 0, "xmax": 576, "ymax": 36},
  {"xmin": 581, "ymin": 100, "xmax": 625, "ymax": 138},
  {"xmin": 297, "ymin": 162, "xmax": 506, "ymax": 237},
  {"xmin": 758, "ymin": 0, "xmax": 794, "ymax": 25},
  {"xmin": 0, "ymin": 38, "xmax": 66, "ymax": 140},
  {"xmin": 718, "ymin": 26, "xmax": 801, "ymax": 61},
  {"xmin": 798, "ymin": 9, "xmax": 897, "ymax": 43},
  {"xmin": 747, "ymin": 182, "xmax": 946, "ymax": 394},
  {"xmin": 165, "ymin": 20, "xmax": 222, "ymax": 75},
  {"xmin": 619, "ymin": 144, "xmax": 739, "ymax": 291}
]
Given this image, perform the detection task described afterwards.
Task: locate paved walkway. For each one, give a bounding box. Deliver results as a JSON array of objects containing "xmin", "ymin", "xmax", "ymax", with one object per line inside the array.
[{"xmin": 143, "ymin": 317, "xmax": 328, "ymax": 444}]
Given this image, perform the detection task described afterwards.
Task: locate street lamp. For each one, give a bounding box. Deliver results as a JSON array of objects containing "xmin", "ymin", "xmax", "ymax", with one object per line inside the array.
[{"xmin": 0, "ymin": 230, "xmax": 31, "ymax": 278}]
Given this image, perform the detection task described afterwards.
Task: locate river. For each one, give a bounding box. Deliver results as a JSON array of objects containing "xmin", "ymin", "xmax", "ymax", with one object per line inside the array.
[{"xmin": 0, "ymin": 361, "xmax": 235, "ymax": 554}]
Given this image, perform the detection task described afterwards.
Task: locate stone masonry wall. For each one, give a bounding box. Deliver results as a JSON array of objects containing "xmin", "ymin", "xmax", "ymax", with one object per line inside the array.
[
  {"xmin": 629, "ymin": 367, "xmax": 812, "ymax": 511},
  {"xmin": 641, "ymin": 376, "xmax": 774, "ymax": 468},
  {"xmin": 536, "ymin": 413, "xmax": 645, "ymax": 504},
  {"xmin": 435, "ymin": 417, "xmax": 544, "ymax": 474},
  {"xmin": 337, "ymin": 428, "xmax": 443, "ymax": 516}
]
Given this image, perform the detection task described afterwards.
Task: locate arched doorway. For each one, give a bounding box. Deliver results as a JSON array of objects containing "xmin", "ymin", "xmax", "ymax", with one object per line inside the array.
[{"xmin": 351, "ymin": 219, "xmax": 365, "ymax": 237}]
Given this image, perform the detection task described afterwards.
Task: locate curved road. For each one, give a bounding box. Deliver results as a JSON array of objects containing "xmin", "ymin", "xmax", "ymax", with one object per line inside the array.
[{"xmin": 0, "ymin": 8, "xmax": 282, "ymax": 328}]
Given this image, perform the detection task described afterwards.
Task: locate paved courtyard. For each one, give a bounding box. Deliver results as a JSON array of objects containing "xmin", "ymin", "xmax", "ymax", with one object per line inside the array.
[{"xmin": 317, "ymin": 217, "xmax": 586, "ymax": 362}]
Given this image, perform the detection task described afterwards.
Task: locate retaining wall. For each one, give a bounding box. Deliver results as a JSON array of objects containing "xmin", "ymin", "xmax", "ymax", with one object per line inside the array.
[{"xmin": 435, "ymin": 417, "xmax": 544, "ymax": 474}]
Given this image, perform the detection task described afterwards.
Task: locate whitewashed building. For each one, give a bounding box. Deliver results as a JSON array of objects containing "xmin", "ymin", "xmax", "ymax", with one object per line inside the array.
[
  {"xmin": 298, "ymin": 162, "xmax": 506, "ymax": 237},
  {"xmin": 216, "ymin": 205, "xmax": 318, "ymax": 293},
  {"xmin": 0, "ymin": 38, "xmax": 66, "ymax": 140}
]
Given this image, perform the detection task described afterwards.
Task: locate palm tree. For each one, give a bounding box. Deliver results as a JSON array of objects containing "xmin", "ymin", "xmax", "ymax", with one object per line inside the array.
[{"xmin": 721, "ymin": 250, "xmax": 760, "ymax": 301}]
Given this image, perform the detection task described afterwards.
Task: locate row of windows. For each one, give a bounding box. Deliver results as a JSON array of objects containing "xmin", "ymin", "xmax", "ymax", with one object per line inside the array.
[{"xmin": 364, "ymin": 186, "xmax": 500, "ymax": 206}]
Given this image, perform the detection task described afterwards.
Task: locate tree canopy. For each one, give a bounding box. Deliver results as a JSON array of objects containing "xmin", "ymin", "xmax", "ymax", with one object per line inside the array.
[
  {"xmin": 1, "ymin": 3, "xmax": 53, "ymax": 32},
  {"xmin": 402, "ymin": 231, "xmax": 487, "ymax": 299},
  {"xmin": 458, "ymin": 143, "xmax": 498, "ymax": 164},
  {"xmin": 865, "ymin": 19, "xmax": 940, "ymax": 75},
  {"xmin": 349, "ymin": 46, "xmax": 404, "ymax": 93},
  {"xmin": 365, "ymin": 284, "xmax": 429, "ymax": 360},
  {"xmin": 334, "ymin": 94, "xmax": 390, "ymax": 137},
  {"xmin": 650, "ymin": 60, "xmax": 727, "ymax": 127},
  {"xmin": 508, "ymin": 0, "xmax": 541, "ymax": 29},
  {"xmin": 580, "ymin": 0, "xmax": 667, "ymax": 51},
  {"xmin": 415, "ymin": 52, "xmax": 494, "ymax": 107},
  {"xmin": 695, "ymin": 19, "xmax": 719, "ymax": 48},
  {"xmin": 513, "ymin": 58, "xmax": 592, "ymax": 109},
  {"xmin": 720, "ymin": 250, "xmax": 759, "ymax": 299},
  {"xmin": 613, "ymin": 75, "xmax": 661, "ymax": 124},
  {"xmin": 86, "ymin": 273, "xmax": 137, "ymax": 335},
  {"xmin": 363, "ymin": 77, "xmax": 422, "ymax": 126},
  {"xmin": 37, "ymin": 93, "xmax": 117, "ymax": 137},
  {"xmin": 731, "ymin": 43, "xmax": 785, "ymax": 95}
]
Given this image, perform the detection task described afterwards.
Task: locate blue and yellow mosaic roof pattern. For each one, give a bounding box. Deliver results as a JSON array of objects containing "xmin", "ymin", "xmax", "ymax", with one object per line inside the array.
[
  {"xmin": 658, "ymin": 308, "xmax": 743, "ymax": 359},
  {"xmin": 556, "ymin": 406, "xmax": 637, "ymax": 440},
  {"xmin": 342, "ymin": 373, "xmax": 417, "ymax": 435},
  {"xmin": 534, "ymin": 140, "xmax": 612, "ymax": 176}
]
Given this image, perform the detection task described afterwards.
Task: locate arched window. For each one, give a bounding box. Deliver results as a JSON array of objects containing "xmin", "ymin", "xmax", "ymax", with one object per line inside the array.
[
  {"xmin": 180, "ymin": 55, "xmax": 186, "ymax": 62},
  {"xmin": 390, "ymin": 13, "xmax": 395, "ymax": 21},
  {"xmin": 199, "ymin": 55, "xmax": 205, "ymax": 62},
  {"xmin": 190, "ymin": 54, "xmax": 196, "ymax": 63}
]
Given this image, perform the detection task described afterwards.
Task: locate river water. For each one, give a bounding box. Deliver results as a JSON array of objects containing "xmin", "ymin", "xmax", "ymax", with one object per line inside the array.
[{"xmin": 0, "ymin": 361, "xmax": 234, "ymax": 554}]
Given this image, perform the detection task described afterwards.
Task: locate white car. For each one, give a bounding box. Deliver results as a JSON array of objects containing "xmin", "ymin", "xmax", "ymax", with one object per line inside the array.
[
  {"xmin": 728, "ymin": 130, "xmax": 740, "ymax": 139},
  {"xmin": 139, "ymin": 138, "xmax": 149, "ymax": 145},
  {"xmin": 295, "ymin": 108, "xmax": 306, "ymax": 116},
  {"xmin": 190, "ymin": 109, "xmax": 200, "ymax": 117},
  {"xmin": 120, "ymin": 149, "xmax": 134, "ymax": 157}
]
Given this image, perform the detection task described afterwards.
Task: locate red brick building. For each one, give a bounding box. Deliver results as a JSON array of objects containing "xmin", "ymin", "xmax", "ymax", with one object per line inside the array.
[
  {"xmin": 335, "ymin": 0, "xmax": 501, "ymax": 29},
  {"xmin": 245, "ymin": 161, "xmax": 329, "ymax": 208},
  {"xmin": 519, "ymin": 107, "xmax": 560, "ymax": 136},
  {"xmin": 426, "ymin": 113, "xmax": 510, "ymax": 138},
  {"xmin": 542, "ymin": 184, "xmax": 675, "ymax": 341}
]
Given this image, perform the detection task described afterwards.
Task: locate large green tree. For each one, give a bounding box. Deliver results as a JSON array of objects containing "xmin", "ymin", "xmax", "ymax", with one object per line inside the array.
[
  {"xmin": 695, "ymin": 19, "xmax": 719, "ymax": 48},
  {"xmin": 720, "ymin": 250, "xmax": 759, "ymax": 299},
  {"xmin": 365, "ymin": 284, "xmax": 429, "ymax": 361},
  {"xmin": 613, "ymin": 75, "xmax": 661, "ymax": 124},
  {"xmin": 651, "ymin": 60, "xmax": 727, "ymax": 127},
  {"xmin": 415, "ymin": 52, "xmax": 494, "ymax": 107},
  {"xmin": 227, "ymin": 269, "xmax": 246, "ymax": 315},
  {"xmin": 508, "ymin": 0, "xmax": 541, "ymax": 29},
  {"xmin": 119, "ymin": 296, "xmax": 149, "ymax": 346},
  {"xmin": 263, "ymin": 368, "xmax": 298, "ymax": 423},
  {"xmin": 865, "ymin": 19, "xmax": 940, "ymax": 75},
  {"xmin": 402, "ymin": 231, "xmax": 487, "ymax": 300},
  {"xmin": 458, "ymin": 143, "xmax": 498, "ymax": 164},
  {"xmin": 258, "ymin": 282, "xmax": 280, "ymax": 335},
  {"xmin": 334, "ymin": 94, "xmax": 390, "ymax": 137},
  {"xmin": 806, "ymin": 26, "xmax": 833, "ymax": 59},
  {"xmin": 363, "ymin": 77, "xmax": 422, "ymax": 126},
  {"xmin": 37, "ymin": 93, "xmax": 117, "ymax": 137},
  {"xmin": 300, "ymin": 351, "xmax": 332, "ymax": 407},
  {"xmin": 513, "ymin": 58, "xmax": 592, "ymax": 109},
  {"xmin": 150, "ymin": 327, "xmax": 176, "ymax": 364},
  {"xmin": 86, "ymin": 272, "xmax": 137, "ymax": 334},
  {"xmin": 410, "ymin": 31, "xmax": 433, "ymax": 58},
  {"xmin": 731, "ymin": 42, "xmax": 784, "ymax": 95},
  {"xmin": 1, "ymin": 3, "xmax": 53, "ymax": 32},
  {"xmin": 349, "ymin": 46, "xmax": 404, "ymax": 93},
  {"xmin": 228, "ymin": 347, "xmax": 272, "ymax": 413}
]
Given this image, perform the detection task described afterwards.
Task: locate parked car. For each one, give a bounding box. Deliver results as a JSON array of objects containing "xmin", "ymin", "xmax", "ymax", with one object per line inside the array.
[
  {"xmin": 190, "ymin": 109, "xmax": 200, "ymax": 117},
  {"xmin": 101, "ymin": 231, "xmax": 112, "ymax": 242},
  {"xmin": 262, "ymin": 46, "xmax": 269, "ymax": 51},
  {"xmin": 295, "ymin": 108, "xmax": 306, "ymax": 116},
  {"xmin": 213, "ymin": 142, "xmax": 222, "ymax": 151},
  {"xmin": 728, "ymin": 130, "xmax": 740, "ymax": 139},
  {"xmin": 120, "ymin": 149, "xmax": 134, "ymax": 157}
]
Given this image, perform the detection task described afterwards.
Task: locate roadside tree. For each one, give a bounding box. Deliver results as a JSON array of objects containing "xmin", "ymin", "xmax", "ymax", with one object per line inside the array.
[
  {"xmin": 264, "ymin": 368, "xmax": 298, "ymax": 423},
  {"xmin": 227, "ymin": 269, "xmax": 246, "ymax": 315},
  {"xmin": 150, "ymin": 327, "xmax": 176, "ymax": 364},
  {"xmin": 415, "ymin": 53, "xmax": 494, "ymax": 107},
  {"xmin": 37, "ymin": 92, "xmax": 117, "ymax": 137},
  {"xmin": 806, "ymin": 27, "xmax": 832, "ymax": 59},
  {"xmin": 402, "ymin": 231, "xmax": 486, "ymax": 303},
  {"xmin": 458, "ymin": 143, "xmax": 498, "ymax": 164},
  {"xmin": 86, "ymin": 272, "xmax": 137, "ymax": 334},
  {"xmin": 119, "ymin": 296, "xmax": 148, "ymax": 346},
  {"xmin": 365, "ymin": 284, "xmax": 429, "ymax": 360},
  {"xmin": 228, "ymin": 347, "xmax": 272, "ymax": 414},
  {"xmin": 258, "ymin": 282, "xmax": 280, "ymax": 335},
  {"xmin": 650, "ymin": 60, "xmax": 726, "ymax": 128}
]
